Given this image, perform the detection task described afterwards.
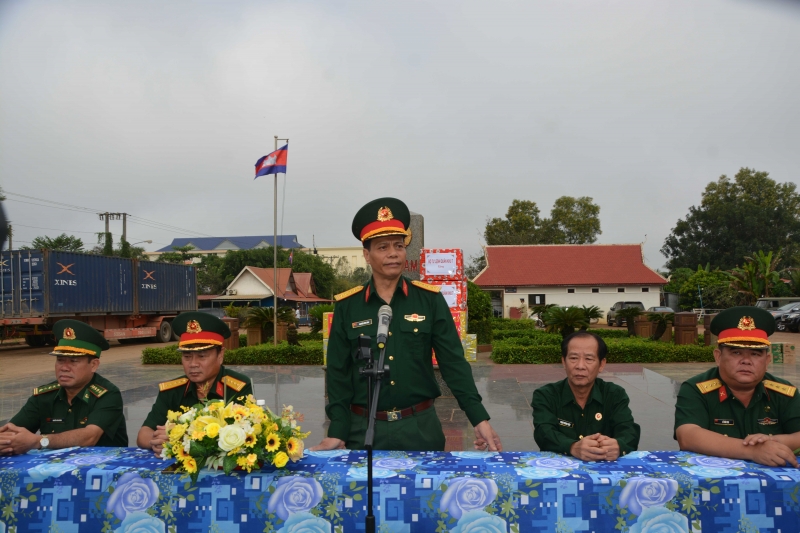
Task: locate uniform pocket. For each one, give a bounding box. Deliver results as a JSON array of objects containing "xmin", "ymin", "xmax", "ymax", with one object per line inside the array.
[{"xmin": 398, "ymin": 320, "xmax": 432, "ymax": 355}]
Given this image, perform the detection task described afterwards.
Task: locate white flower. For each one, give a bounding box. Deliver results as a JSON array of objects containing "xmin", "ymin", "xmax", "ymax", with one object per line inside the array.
[{"xmin": 218, "ymin": 425, "xmax": 247, "ymax": 451}]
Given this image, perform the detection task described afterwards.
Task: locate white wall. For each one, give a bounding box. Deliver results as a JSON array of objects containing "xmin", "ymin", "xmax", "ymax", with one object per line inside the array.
[
  {"xmin": 502, "ymin": 285, "xmax": 662, "ymax": 322},
  {"xmin": 227, "ymin": 270, "xmax": 274, "ymax": 297}
]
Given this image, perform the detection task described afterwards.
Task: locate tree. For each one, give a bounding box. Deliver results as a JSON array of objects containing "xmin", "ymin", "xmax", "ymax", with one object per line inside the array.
[
  {"xmin": 546, "ymin": 196, "xmax": 602, "ymax": 244},
  {"xmin": 543, "ymin": 306, "xmax": 588, "ymax": 338},
  {"xmin": 729, "ymin": 250, "xmax": 783, "ymax": 304},
  {"xmin": 241, "ymin": 306, "xmax": 296, "ymax": 341},
  {"xmin": 464, "ymin": 252, "xmax": 486, "ymax": 280},
  {"xmin": 661, "ymin": 168, "xmax": 800, "ymax": 271},
  {"xmin": 158, "ymin": 245, "xmax": 199, "ymax": 264},
  {"xmin": 22, "ymin": 233, "xmax": 84, "ymax": 252},
  {"xmin": 678, "ymin": 268, "xmax": 733, "ymax": 310},
  {"xmin": 579, "ymin": 305, "xmax": 603, "ymax": 330},
  {"xmin": 484, "ymin": 197, "xmax": 602, "ymax": 246},
  {"xmin": 197, "ymin": 254, "xmax": 228, "ymax": 295},
  {"xmin": 309, "ymin": 303, "xmax": 335, "ymax": 334},
  {"xmin": 616, "ymin": 307, "xmax": 642, "ymax": 337}
]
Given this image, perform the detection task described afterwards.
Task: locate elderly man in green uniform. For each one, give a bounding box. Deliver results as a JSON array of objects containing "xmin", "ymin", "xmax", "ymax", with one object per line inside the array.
[
  {"xmin": 137, "ymin": 312, "xmax": 253, "ymax": 456},
  {"xmin": 311, "ymin": 197, "xmax": 501, "ymax": 452},
  {"xmin": 0, "ymin": 320, "xmax": 128, "ymax": 454},
  {"xmin": 532, "ymin": 331, "xmax": 640, "ymax": 460},
  {"xmin": 675, "ymin": 306, "xmax": 800, "ymax": 467}
]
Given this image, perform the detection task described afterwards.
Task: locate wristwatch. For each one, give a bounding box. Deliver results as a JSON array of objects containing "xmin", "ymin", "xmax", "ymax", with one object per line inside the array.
[{"xmin": 39, "ymin": 436, "xmax": 49, "ymax": 450}]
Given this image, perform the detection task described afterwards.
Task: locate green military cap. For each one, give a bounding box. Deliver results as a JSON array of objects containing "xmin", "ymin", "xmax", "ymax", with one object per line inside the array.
[
  {"xmin": 50, "ymin": 319, "xmax": 110, "ymax": 357},
  {"xmin": 710, "ymin": 306, "xmax": 774, "ymax": 348},
  {"xmin": 351, "ymin": 197, "xmax": 412, "ymax": 245},
  {"xmin": 172, "ymin": 312, "xmax": 231, "ymax": 352}
]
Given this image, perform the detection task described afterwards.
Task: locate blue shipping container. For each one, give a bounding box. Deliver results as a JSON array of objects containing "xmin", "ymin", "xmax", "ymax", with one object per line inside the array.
[
  {"xmin": 137, "ymin": 261, "xmax": 197, "ymax": 313},
  {"xmin": 1, "ymin": 250, "xmax": 45, "ymax": 317},
  {"xmin": 47, "ymin": 251, "xmax": 134, "ymax": 315}
]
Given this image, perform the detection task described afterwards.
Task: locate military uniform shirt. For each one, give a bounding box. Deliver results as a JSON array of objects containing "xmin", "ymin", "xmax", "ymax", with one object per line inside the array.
[
  {"xmin": 326, "ymin": 276, "xmax": 489, "ymax": 442},
  {"xmin": 674, "ymin": 367, "xmax": 800, "ymax": 439},
  {"xmin": 532, "ymin": 377, "xmax": 640, "ymax": 455},
  {"xmin": 142, "ymin": 366, "xmax": 253, "ymax": 430},
  {"xmin": 10, "ymin": 372, "xmax": 128, "ymax": 447}
]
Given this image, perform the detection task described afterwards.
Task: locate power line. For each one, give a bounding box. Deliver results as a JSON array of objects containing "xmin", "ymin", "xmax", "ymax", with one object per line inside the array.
[{"xmin": 4, "ymin": 192, "xmax": 99, "ymax": 213}]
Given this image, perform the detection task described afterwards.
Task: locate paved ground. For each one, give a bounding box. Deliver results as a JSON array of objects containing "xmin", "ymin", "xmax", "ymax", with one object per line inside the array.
[{"xmin": 2, "ymin": 331, "xmax": 799, "ymax": 452}]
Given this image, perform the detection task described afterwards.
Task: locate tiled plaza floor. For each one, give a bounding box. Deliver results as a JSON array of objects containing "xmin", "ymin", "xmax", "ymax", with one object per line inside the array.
[{"xmin": 2, "ymin": 339, "xmax": 798, "ymax": 452}]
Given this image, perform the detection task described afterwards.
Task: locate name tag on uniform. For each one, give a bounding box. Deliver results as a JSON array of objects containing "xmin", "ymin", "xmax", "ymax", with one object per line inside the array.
[
  {"xmin": 758, "ymin": 417, "xmax": 778, "ymax": 426},
  {"xmin": 714, "ymin": 419, "xmax": 734, "ymax": 426},
  {"xmin": 46, "ymin": 418, "xmax": 63, "ymax": 423},
  {"xmin": 352, "ymin": 319, "xmax": 372, "ymax": 328},
  {"xmin": 558, "ymin": 418, "xmax": 574, "ymax": 428}
]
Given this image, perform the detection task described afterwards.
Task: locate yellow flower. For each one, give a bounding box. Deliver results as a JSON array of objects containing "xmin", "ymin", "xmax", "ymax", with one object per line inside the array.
[
  {"xmin": 252, "ymin": 423, "xmax": 262, "ymax": 435},
  {"xmin": 265, "ymin": 433, "xmax": 281, "ymax": 452},
  {"xmin": 273, "ymin": 451, "xmax": 289, "ymax": 468},
  {"xmin": 169, "ymin": 424, "xmax": 187, "ymax": 441},
  {"xmin": 172, "ymin": 443, "xmax": 188, "ymax": 459},
  {"xmin": 246, "ymin": 453, "xmax": 258, "ymax": 466},
  {"xmin": 286, "ymin": 437, "xmax": 304, "ymax": 462},
  {"xmin": 191, "ymin": 430, "xmax": 205, "ymax": 441},
  {"xmin": 166, "ymin": 410, "xmax": 181, "ymax": 422},
  {"xmin": 205, "ymin": 423, "xmax": 220, "ymax": 439},
  {"xmin": 183, "ymin": 457, "xmax": 197, "ymax": 474},
  {"xmin": 245, "ymin": 433, "xmax": 256, "ymax": 447}
]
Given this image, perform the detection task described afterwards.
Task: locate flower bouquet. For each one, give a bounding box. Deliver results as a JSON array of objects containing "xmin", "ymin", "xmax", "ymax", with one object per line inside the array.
[{"xmin": 162, "ymin": 395, "xmax": 309, "ymax": 481}]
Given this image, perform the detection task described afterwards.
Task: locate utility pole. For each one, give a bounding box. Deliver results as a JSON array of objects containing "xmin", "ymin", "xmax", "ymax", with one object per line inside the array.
[
  {"xmin": 122, "ymin": 213, "xmax": 127, "ymax": 243},
  {"xmin": 98, "ymin": 212, "xmax": 127, "ymax": 251}
]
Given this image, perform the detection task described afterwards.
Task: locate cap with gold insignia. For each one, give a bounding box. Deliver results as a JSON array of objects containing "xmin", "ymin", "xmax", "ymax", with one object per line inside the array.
[
  {"xmin": 352, "ymin": 197, "xmax": 412, "ymax": 245},
  {"xmin": 50, "ymin": 319, "xmax": 110, "ymax": 357},
  {"xmin": 172, "ymin": 311, "xmax": 231, "ymax": 352},
  {"xmin": 710, "ymin": 306, "xmax": 774, "ymax": 348}
]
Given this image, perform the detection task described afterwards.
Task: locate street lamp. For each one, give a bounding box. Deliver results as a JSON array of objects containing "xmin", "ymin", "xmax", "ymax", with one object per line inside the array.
[{"xmin": 132, "ymin": 240, "xmax": 153, "ymax": 246}]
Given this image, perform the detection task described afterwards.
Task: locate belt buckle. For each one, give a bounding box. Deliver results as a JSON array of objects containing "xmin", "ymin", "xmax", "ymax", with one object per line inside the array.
[{"xmin": 386, "ymin": 408, "xmax": 401, "ymax": 422}]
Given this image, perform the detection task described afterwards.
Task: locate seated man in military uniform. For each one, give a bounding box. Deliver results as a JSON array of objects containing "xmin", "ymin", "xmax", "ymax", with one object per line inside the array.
[
  {"xmin": 675, "ymin": 306, "xmax": 800, "ymax": 467},
  {"xmin": 137, "ymin": 312, "xmax": 253, "ymax": 456},
  {"xmin": 532, "ymin": 331, "xmax": 640, "ymax": 460},
  {"xmin": 311, "ymin": 197, "xmax": 502, "ymax": 452},
  {"xmin": 0, "ymin": 320, "xmax": 128, "ymax": 454}
]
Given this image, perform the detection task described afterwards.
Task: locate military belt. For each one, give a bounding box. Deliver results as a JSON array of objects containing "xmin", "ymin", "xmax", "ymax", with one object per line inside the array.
[{"xmin": 350, "ymin": 399, "xmax": 435, "ymax": 422}]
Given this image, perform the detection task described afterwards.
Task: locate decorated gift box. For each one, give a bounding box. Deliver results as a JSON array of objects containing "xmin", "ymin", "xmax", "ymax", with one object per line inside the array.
[
  {"xmin": 322, "ymin": 312, "xmax": 334, "ymax": 339},
  {"xmin": 428, "ymin": 280, "xmax": 467, "ymax": 310},
  {"xmin": 451, "ymin": 309, "xmax": 467, "ymax": 340},
  {"xmin": 463, "ymin": 334, "xmax": 477, "ymax": 362},
  {"xmin": 420, "ymin": 248, "xmax": 465, "ymax": 281}
]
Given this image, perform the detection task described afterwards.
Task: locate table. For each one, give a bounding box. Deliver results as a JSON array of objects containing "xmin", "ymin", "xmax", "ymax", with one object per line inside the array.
[{"xmin": 1, "ymin": 447, "xmax": 799, "ymax": 532}]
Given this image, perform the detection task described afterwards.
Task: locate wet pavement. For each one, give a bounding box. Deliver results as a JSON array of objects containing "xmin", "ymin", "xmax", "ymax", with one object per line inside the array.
[{"xmin": 2, "ymin": 340, "xmax": 799, "ymax": 452}]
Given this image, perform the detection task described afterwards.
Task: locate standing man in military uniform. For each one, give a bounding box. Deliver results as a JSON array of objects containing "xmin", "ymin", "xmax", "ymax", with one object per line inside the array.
[
  {"xmin": 675, "ymin": 306, "xmax": 800, "ymax": 467},
  {"xmin": 0, "ymin": 320, "xmax": 128, "ymax": 454},
  {"xmin": 532, "ymin": 331, "xmax": 640, "ymax": 460},
  {"xmin": 137, "ymin": 312, "xmax": 253, "ymax": 456},
  {"xmin": 311, "ymin": 197, "xmax": 501, "ymax": 452}
]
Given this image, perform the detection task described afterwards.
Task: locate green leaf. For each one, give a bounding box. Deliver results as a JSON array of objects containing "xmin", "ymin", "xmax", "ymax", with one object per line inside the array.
[
  {"xmin": 223, "ymin": 455, "xmax": 238, "ymax": 476},
  {"xmin": 710, "ymin": 486, "xmax": 720, "ymax": 494},
  {"xmin": 184, "ymin": 482, "xmax": 191, "ymax": 491},
  {"xmin": 350, "ymin": 482, "xmax": 357, "ymax": 490},
  {"xmin": 28, "ymin": 495, "xmax": 37, "ymax": 502},
  {"xmin": 352, "ymin": 494, "xmax": 362, "ymax": 501},
  {"xmin": 528, "ymin": 490, "xmax": 538, "ymax": 497},
  {"xmin": 186, "ymin": 494, "xmax": 195, "ymax": 502}
]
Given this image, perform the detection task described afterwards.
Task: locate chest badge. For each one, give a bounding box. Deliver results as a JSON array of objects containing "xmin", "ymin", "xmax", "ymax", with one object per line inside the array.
[
  {"xmin": 595, "ymin": 413, "xmax": 603, "ymax": 421},
  {"xmin": 404, "ymin": 314, "xmax": 426, "ymax": 322},
  {"xmin": 758, "ymin": 417, "xmax": 778, "ymax": 426},
  {"xmin": 714, "ymin": 419, "xmax": 735, "ymax": 426},
  {"xmin": 558, "ymin": 418, "xmax": 574, "ymax": 428},
  {"xmin": 352, "ymin": 319, "xmax": 372, "ymax": 328}
]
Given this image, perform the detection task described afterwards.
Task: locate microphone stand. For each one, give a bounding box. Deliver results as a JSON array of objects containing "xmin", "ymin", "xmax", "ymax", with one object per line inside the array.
[{"xmin": 357, "ymin": 335, "xmax": 389, "ymax": 533}]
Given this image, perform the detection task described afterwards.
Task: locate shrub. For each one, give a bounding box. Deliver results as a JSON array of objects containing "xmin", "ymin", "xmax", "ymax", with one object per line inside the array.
[
  {"xmin": 309, "ymin": 304, "xmax": 335, "ymax": 333},
  {"xmin": 467, "ymin": 281, "xmax": 492, "ymax": 322},
  {"xmin": 491, "ymin": 317, "xmax": 538, "ymax": 331},
  {"xmin": 492, "ymin": 329, "xmax": 561, "ymax": 344},
  {"xmin": 298, "ymin": 332, "xmax": 323, "ymax": 341},
  {"xmin": 239, "ymin": 334, "xmax": 248, "ymax": 347},
  {"xmin": 491, "ymin": 338, "xmax": 714, "ymax": 364},
  {"xmin": 142, "ymin": 341, "xmax": 324, "ymax": 365},
  {"xmin": 468, "ymin": 318, "xmax": 493, "ymax": 344}
]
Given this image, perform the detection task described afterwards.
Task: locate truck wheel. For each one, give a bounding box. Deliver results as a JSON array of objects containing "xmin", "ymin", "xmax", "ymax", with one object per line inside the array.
[
  {"xmin": 25, "ymin": 335, "xmax": 48, "ymax": 348},
  {"xmin": 156, "ymin": 321, "xmax": 173, "ymax": 343},
  {"xmin": 615, "ymin": 318, "xmax": 624, "ymax": 327}
]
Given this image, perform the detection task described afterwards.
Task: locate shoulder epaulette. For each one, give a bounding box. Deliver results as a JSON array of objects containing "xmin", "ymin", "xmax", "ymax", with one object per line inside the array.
[
  {"xmin": 334, "ymin": 285, "xmax": 364, "ymax": 301},
  {"xmin": 159, "ymin": 377, "xmax": 189, "ymax": 392},
  {"xmin": 764, "ymin": 380, "xmax": 797, "ymax": 397},
  {"xmin": 88, "ymin": 384, "xmax": 108, "ymax": 398},
  {"xmin": 33, "ymin": 383, "xmax": 60, "ymax": 396},
  {"xmin": 696, "ymin": 379, "xmax": 723, "ymax": 394},
  {"xmin": 221, "ymin": 375, "xmax": 247, "ymax": 392},
  {"xmin": 411, "ymin": 280, "xmax": 440, "ymax": 293}
]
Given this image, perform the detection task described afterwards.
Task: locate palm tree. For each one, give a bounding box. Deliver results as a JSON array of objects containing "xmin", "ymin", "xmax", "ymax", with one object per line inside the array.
[
  {"xmin": 729, "ymin": 250, "xmax": 782, "ymax": 304},
  {"xmin": 579, "ymin": 305, "xmax": 603, "ymax": 330},
  {"xmin": 646, "ymin": 312, "xmax": 675, "ymax": 341},
  {"xmin": 241, "ymin": 306, "xmax": 297, "ymax": 341},
  {"xmin": 543, "ymin": 306, "xmax": 588, "ymax": 338},
  {"xmin": 530, "ymin": 303, "xmax": 556, "ymax": 328},
  {"xmin": 616, "ymin": 307, "xmax": 642, "ymax": 337},
  {"xmin": 309, "ymin": 304, "xmax": 335, "ymax": 333}
]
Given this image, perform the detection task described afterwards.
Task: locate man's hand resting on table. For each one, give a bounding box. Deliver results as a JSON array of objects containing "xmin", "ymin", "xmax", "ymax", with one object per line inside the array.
[{"xmin": 309, "ymin": 437, "xmax": 345, "ymax": 451}]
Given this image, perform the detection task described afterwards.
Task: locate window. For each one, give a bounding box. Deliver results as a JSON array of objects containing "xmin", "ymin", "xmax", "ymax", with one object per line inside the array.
[
  {"xmin": 592, "ymin": 288, "xmax": 599, "ymax": 293},
  {"xmin": 618, "ymin": 288, "xmax": 625, "ymax": 293},
  {"xmin": 567, "ymin": 288, "xmax": 575, "ymax": 294},
  {"xmin": 529, "ymin": 294, "xmax": 546, "ymax": 305},
  {"xmin": 642, "ymin": 287, "xmax": 649, "ymax": 292}
]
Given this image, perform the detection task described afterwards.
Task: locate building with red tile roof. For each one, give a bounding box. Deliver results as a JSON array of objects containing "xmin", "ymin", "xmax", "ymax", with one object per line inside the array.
[{"xmin": 473, "ymin": 244, "xmax": 667, "ymax": 320}]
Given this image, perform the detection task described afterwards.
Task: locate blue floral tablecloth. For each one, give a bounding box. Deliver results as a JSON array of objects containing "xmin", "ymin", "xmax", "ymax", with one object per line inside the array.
[{"xmin": 1, "ymin": 447, "xmax": 799, "ymax": 532}]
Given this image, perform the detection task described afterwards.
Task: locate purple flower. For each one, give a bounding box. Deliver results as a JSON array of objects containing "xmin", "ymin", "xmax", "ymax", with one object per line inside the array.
[
  {"xmin": 278, "ymin": 512, "xmax": 331, "ymax": 533},
  {"xmin": 440, "ymin": 477, "xmax": 499, "ymax": 520},
  {"xmin": 619, "ymin": 477, "xmax": 678, "ymax": 516},
  {"xmin": 115, "ymin": 511, "xmax": 165, "ymax": 533},
  {"xmin": 451, "ymin": 510, "xmax": 507, "ymax": 533},
  {"xmin": 106, "ymin": 472, "xmax": 160, "ymax": 521},
  {"xmin": 267, "ymin": 476, "xmax": 324, "ymax": 521},
  {"xmin": 629, "ymin": 507, "xmax": 689, "ymax": 533},
  {"xmin": 372, "ymin": 457, "xmax": 417, "ymax": 470}
]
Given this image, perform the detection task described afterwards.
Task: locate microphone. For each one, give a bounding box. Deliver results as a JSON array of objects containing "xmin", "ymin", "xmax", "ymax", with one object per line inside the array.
[{"xmin": 376, "ymin": 305, "xmax": 393, "ymax": 349}]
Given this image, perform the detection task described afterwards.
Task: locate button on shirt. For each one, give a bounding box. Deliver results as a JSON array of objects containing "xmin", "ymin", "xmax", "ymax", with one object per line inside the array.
[
  {"xmin": 532, "ymin": 377, "xmax": 640, "ymax": 455},
  {"xmin": 325, "ymin": 276, "xmax": 489, "ymax": 442},
  {"xmin": 10, "ymin": 373, "xmax": 128, "ymax": 447},
  {"xmin": 674, "ymin": 367, "xmax": 800, "ymax": 439}
]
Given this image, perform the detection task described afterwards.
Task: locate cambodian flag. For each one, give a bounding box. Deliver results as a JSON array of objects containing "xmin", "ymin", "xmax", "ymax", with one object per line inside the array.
[{"xmin": 254, "ymin": 144, "xmax": 288, "ymax": 178}]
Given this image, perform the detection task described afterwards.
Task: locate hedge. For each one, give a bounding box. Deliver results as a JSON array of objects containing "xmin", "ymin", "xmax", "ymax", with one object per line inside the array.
[
  {"xmin": 491, "ymin": 338, "xmax": 714, "ymax": 364},
  {"xmin": 468, "ymin": 318, "xmax": 493, "ymax": 345},
  {"xmin": 298, "ymin": 332, "xmax": 323, "ymax": 341},
  {"xmin": 142, "ymin": 341, "xmax": 323, "ymax": 365}
]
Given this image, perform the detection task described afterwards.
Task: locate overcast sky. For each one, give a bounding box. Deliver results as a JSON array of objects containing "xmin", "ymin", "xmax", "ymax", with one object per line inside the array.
[{"xmin": 1, "ymin": 0, "xmax": 799, "ymax": 269}]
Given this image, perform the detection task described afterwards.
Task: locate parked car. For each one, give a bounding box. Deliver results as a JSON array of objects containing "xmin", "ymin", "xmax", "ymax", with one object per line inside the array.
[
  {"xmin": 771, "ymin": 302, "xmax": 800, "ymax": 331},
  {"xmin": 646, "ymin": 306, "xmax": 674, "ymax": 313},
  {"xmin": 607, "ymin": 301, "xmax": 645, "ymax": 326},
  {"xmin": 755, "ymin": 297, "xmax": 800, "ymax": 311}
]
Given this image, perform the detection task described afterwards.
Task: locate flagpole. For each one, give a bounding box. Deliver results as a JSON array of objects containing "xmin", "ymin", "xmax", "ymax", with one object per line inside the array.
[{"xmin": 273, "ymin": 136, "xmax": 289, "ymax": 345}]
